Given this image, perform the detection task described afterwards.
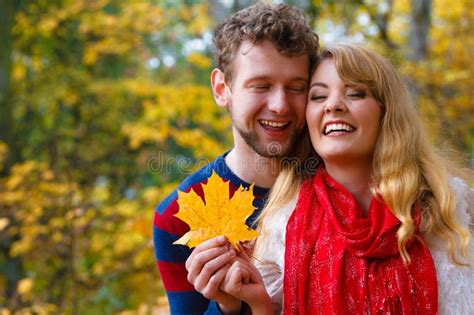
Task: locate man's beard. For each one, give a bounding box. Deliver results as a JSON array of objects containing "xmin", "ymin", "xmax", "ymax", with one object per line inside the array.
[
  {"xmin": 234, "ymin": 123, "xmax": 299, "ymax": 158},
  {"xmin": 227, "ymin": 100, "xmax": 300, "ymax": 158}
]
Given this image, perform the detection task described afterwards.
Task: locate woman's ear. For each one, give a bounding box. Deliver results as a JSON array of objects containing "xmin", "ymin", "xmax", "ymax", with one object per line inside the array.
[{"xmin": 211, "ymin": 68, "xmax": 230, "ymax": 108}]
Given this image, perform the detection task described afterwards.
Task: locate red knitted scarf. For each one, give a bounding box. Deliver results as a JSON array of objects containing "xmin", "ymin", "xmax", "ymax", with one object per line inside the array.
[{"xmin": 283, "ymin": 167, "xmax": 437, "ymax": 314}]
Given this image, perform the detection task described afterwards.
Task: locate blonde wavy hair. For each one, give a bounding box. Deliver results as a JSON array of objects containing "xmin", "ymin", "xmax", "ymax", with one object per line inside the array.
[{"xmin": 254, "ymin": 43, "xmax": 471, "ymax": 265}]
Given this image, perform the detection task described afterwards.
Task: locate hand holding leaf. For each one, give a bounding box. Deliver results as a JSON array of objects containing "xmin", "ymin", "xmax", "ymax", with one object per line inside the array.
[{"xmin": 173, "ymin": 171, "xmax": 259, "ymax": 249}]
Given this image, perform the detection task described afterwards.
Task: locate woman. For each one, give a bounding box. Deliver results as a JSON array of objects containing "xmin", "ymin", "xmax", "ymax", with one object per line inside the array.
[{"xmin": 205, "ymin": 44, "xmax": 473, "ymax": 314}]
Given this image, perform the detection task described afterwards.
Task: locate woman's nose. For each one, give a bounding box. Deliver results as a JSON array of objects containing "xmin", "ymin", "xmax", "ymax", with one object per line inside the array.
[{"xmin": 324, "ymin": 95, "xmax": 347, "ymax": 113}]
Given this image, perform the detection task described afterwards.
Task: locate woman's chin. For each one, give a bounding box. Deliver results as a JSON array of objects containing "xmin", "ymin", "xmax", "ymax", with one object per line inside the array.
[{"xmin": 318, "ymin": 151, "xmax": 373, "ymax": 166}]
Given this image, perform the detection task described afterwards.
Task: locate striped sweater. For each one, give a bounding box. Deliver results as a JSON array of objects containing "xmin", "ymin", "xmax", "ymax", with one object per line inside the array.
[{"xmin": 153, "ymin": 153, "xmax": 269, "ymax": 314}]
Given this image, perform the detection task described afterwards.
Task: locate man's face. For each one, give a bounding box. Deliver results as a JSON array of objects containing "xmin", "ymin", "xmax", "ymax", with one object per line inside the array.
[{"xmin": 226, "ymin": 41, "xmax": 310, "ymax": 158}]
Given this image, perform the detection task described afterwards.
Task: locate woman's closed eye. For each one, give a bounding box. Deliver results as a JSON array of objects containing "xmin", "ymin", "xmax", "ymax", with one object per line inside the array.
[
  {"xmin": 346, "ymin": 88, "xmax": 367, "ymax": 99},
  {"xmin": 309, "ymin": 94, "xmax": 327, "ymax": 102}
]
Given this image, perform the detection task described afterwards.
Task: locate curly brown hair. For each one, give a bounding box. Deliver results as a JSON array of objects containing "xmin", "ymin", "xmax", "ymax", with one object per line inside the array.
[{"xmin": 213, "ymin": 2, "xmax": 319, "ymax": 84}]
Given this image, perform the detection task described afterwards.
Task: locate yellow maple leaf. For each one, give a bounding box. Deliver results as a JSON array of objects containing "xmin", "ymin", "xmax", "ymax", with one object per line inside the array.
[{"xmin": 173, "ymin": 171, "xmax": 259, "ymax": 249}]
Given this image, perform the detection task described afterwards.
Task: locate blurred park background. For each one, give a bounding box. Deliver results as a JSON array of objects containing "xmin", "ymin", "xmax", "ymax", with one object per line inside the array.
[{"xmin": 0, "ymin": 0, "xmax": 472, "ymax": 314}]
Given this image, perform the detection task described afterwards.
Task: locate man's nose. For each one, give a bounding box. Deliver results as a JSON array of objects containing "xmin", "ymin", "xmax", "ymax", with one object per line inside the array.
[{"xmin": 267, "ymin": 88, "xmax": 289, "ymax": 115}]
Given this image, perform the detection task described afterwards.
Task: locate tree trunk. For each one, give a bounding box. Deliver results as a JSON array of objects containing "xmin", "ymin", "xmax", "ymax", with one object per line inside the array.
[
  {"xmin": 408, "ymin": 0, "xmax": 431, "ymax": 61},
  {"xmin": 0, "ymin": 0, "xmax": 15, "ymax": 175},
  {"xmin": 208, "ymin": 0, "xmax": 229, "ymax": 23},
  {"xmin": 407, "ymin": 0, "xmax": 431, "ymax": 106},
  {"xmin": 0, "ymin": 0, "xmax": 25, "ymax": 308}
]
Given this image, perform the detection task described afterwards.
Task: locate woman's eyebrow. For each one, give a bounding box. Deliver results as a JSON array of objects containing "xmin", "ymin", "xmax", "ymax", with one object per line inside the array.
[{"xmin": 309, "ymin": 82, "xmax": 327, "ymax": 89}]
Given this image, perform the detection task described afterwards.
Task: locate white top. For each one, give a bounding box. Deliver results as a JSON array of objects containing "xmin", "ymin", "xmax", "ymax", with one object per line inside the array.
[{"xmin": 254, "ymin": 178, "xmax": 474, "ymax": 314}]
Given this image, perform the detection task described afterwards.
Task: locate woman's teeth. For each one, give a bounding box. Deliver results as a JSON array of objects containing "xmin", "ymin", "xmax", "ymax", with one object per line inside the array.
[{"xmin": 324, "ymin": 123, "xmax": 355, "ymax": 135}]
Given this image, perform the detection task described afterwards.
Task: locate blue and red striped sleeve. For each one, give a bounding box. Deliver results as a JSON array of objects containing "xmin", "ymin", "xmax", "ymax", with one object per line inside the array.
[{"xmin": 153, "ymin": 177, "xmax": 217, "ymax": 314}]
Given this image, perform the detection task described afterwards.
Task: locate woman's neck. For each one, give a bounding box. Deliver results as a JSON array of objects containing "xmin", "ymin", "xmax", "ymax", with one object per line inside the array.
[{"xmin": 324, "ymin": 161, "xmax": 374, "ymax": 214}]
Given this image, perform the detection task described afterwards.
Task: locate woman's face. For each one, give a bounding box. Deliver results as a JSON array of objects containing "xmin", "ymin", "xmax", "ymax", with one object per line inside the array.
[{"xmin": 306, "ymin": 58, "xmax": 382, "ymax": 165}]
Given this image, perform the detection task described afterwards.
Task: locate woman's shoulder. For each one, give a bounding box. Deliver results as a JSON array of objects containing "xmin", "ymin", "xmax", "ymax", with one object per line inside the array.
[
  {"xmin": 431, "ymin": 177, "xmax": 474, "ymax": 314},
  {"xmin": 427, "ymin": 176, "xmax": 473, "ymax": 253},
  {"xmin": 431, "ymin": 241, "xmax": 474, "ymax": 314},
  {"xmin": 449, "ymin": 177, "xmax": 473, "ymax": 228}
]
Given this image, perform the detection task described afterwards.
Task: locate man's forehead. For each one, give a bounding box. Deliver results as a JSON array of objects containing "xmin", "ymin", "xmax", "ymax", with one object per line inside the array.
[
  {"xmin": 236, "ymin": 40, "xmax": 280, "ymax": 57},
  {"xmin": 237, "ymin": 40, "xmax": 266, "ymax": 55},
  {"xmin": 230, "ymin": 40, "xmax": 310, "ymax": 82}
]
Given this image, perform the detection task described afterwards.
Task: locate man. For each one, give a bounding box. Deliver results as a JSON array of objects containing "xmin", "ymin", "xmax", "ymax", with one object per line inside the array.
[{"xmin": 153, "ymin": 3, "xmax": 318, "ymax": 314}]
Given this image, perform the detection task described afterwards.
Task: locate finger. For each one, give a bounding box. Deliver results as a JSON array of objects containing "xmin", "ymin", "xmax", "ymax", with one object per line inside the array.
[
  {"xmin": 248, "ymin": 266, "xmax": 261, "ymax": 284},
  {"xmin": 198, "ymin": 263, "xmax": 230, "ymax": 300},
  {"xmin": 192, "ymin": 249, "xmax": 236, "ymax": 290},
  {"xmin": 187, "ymin": 245, "xmax": 230, "ymax": 285},
  {"xmin": 244, "ymin": 260, "xmax": 263, "ymax": 284},
  {"xmin": 206, "ymin": 263, "xmax": 230, "ymax": 292},
  {"xmin": 186, "ymin": 235, "xmax": 228, "ymax": 270},
  {"xmin": 230, "ymin": 258, "xmax": 262, "ymax": 284},
  {"xmin": 230, "ymin": 266, "xmax": 250, "ymax": 287},
  {"xmin": 242, "ymin": 270, "xmax": 250, "ymax": 284}
]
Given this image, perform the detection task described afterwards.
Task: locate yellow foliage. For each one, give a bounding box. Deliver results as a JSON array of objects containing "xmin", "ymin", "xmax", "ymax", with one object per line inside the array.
[
  {"xmin": 38, "ymin": 17, "xmax": 59, "ymax": 35},
  {"xmin": 49, "ymin": 217, "xmax": 65, "ymax": 228},
  {"xmin": 187, "ymin": 3, "xmax": 212, "ymax": 34},
  {"xmin": 5, "ymin": 0, "xmax": 209, "ymax": 310},
  {"xmin": 17, "ymin": 278, "xmax": 33, "ymax": 295},
  {"xmin": 129, "ymin": 214, "xmax": 153, "ymax": 238},
  {"xmin": 173, "ymin": 127, "xmax": 227, "ymax": 158},
  {"xmin": 0, "ymin": 218, "xmax": 9, "ymax": 231},
  {"xmin": 122, "ymin": 85, "xmax": 231, "ymax": 157},
  {"xmin": 123, "ymin": 81, "xmax": 156, "ymax": 97},
  {"xmin": 6, "ymin": 161, "xmax": 37, "ymax": 189},
  {"xmin": 78, "ymin": 1, "xmax": 167, "ymax": 65},
  {"xmin": 132, "ymin": 248, "xmax": 151, "ymax": 268},
  {"xmin": 91, "ymin": 184, "xmax": 111, "ymax": 204},
  {"xmin": 90, "ymin": 233, "xmax": 107, "ymax": 252},
  {"xmin": 114, "ymin": 233, "xmax": 144, "ymax": 256},
  {"xmin": 92, "ymin": 262, "xmax": 105, "ymax": 276},
  {"xmin": 116, "ymin": 200, "xmax": 140, "ymax": 217},
  {"xmin": 142, "ymin": 187, "xmax": 163, "ymax": 205},
  {"xmin": 31, "ymin": 56, "xmax": 43, "ymax": 72},
  {"xmin": 187, "ymin": 52, "xmax": 212, "ymax": 69},
  {"xmin": 0, "ymin": 141, "xmax": 6, "ymax": 171},
  {"xmin": 83, "ymin": 48, "xmax": 98, "ymax": 65},
  {"xmin": 174, "ymin": 171, "xmax": 258, "ymax": 249},
  {"xmin": 12, "ymin": 63, "xmax": 26, "ymax": 81},
  {"xmin": 51, "ymin": 232, "xmax": 62, "ymax": 244}
]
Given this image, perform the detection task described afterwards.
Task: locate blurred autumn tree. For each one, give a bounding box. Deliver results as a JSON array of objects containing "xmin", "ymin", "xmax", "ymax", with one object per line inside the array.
[
  {"xmin": 0, "ymin": 0, "xmax": 229, "ymax": 314},
  {"xmin": 0, "ymin": 0, "xmax": 472, "ymax": 314}
]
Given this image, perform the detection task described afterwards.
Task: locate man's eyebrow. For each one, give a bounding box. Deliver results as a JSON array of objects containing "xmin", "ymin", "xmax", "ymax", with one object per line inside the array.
[
  {"xmin": 310, "ymin": 82, "xmax": 327, "ymax": 89},
  {"xmin": 244, "ymin": 76, "xmax": 309, "ymax": 83},
  {"xmin": 244, "ymin": 76, "xmax": 271, "ymax": 83}
]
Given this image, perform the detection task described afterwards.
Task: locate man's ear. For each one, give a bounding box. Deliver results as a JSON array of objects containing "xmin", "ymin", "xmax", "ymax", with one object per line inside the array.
[{"xmin": 211, "ymin": 68, "xmax": 230, "ymax": 108}]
